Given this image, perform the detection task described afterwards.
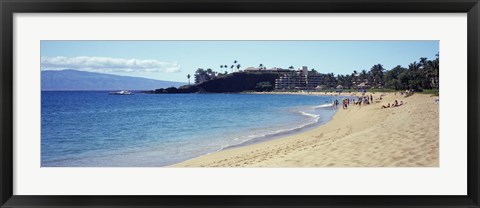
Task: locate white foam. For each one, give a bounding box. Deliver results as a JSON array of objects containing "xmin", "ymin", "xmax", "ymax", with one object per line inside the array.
[
  {"xmin": 313, "ymin": 103, "xmax": 333, "ymax": 108},
  {"xmin": 217, "ymin": 114, "xmax": 323, "ymax": 151},
  {"xmin": 299, "ymin": 111, "xmax": 320, "ymax": 119}
]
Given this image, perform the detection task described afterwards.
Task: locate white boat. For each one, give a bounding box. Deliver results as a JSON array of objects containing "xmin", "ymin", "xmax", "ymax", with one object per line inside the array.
[{"xmin": 109, "ymin": 90, "xmax": 134, "ymax": 95}]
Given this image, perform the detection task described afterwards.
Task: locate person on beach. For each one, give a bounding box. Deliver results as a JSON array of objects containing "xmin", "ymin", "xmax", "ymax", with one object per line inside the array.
[
  {"xmin": 381, "ymin": 103, "xmax": 390, "ymax": 109},
  {"xmin": 370, "ymin": 94, "xmax": 373, "ymax": 103}
]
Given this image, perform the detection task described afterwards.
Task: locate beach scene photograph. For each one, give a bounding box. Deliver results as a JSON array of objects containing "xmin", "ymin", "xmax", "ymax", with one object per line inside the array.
[{"xmin": 41, "ymin": 40, "xmax": 439, "ymax": 167}]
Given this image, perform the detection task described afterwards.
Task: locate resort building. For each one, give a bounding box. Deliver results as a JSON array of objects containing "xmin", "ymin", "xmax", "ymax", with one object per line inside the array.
[
  {"xmin": 274, "ymin": 66, "xmax": 328, "ymax": 90},
  {"xmin": 275, "ymin": 74, "xmax": 308, "ymax": 90},
  {"xmin": 243, "ymin": 65, "xmax": 343, "ymax": 90}
]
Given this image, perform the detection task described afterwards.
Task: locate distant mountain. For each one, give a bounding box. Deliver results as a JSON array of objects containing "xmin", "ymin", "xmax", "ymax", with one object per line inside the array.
[{"xmin": 41, "ymin": 70, "xmax": 186, "ymax": 91}]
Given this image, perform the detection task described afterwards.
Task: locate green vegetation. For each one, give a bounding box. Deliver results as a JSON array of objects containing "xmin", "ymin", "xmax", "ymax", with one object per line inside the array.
[
  {"xmin": 419, "ymin": 89, "xmax": 439, "ymax": 96},
  {"xmin": 145, "ymin": 55, "xmax": 439, "ymax": 94},
  {"xmin": 315, "ymin": 55, "xmax": 439, "ymax": 91}
]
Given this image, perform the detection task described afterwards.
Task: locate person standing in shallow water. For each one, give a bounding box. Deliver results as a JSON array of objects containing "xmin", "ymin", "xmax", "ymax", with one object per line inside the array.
[{"xmin": 343, "ymin": 99, "xmax": 348, "ymax": 109}]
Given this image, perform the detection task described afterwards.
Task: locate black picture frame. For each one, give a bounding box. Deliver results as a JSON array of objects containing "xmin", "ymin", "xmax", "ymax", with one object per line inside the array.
[{"xmin": 1, "ymin": 0, "xmax": 479, "ymax": 207}]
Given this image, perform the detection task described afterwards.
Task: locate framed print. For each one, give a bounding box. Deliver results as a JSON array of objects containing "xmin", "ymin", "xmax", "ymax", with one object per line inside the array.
[{"xmin": 1, "ymin": 0, "xmax": 479, "ymax": 207}]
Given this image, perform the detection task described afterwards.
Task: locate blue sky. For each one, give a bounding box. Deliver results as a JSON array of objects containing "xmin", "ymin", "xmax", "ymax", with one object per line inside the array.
[{"xmin": 41, "ymin": 41, "xmax": 439, "ymax": 82}]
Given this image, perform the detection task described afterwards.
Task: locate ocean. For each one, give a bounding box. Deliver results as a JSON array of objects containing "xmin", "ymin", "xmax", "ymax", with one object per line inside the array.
[{"xmin": 41, "ymin": 92, "xmax": 340, "ymax": 167}]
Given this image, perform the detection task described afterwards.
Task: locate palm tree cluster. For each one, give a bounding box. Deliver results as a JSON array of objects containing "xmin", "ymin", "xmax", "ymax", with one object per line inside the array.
[
  {"xmin": 382, "ymin": 56, "xmax": 439, "ymax": 90},
  {"xmin": 190, "ymin": 55, "xmax": 439, "ymax": 91},
  {"xmin": 195, "ymin": 60, "xmax": 242, "ymax": 84},
  {"xmin": 313, "ymin": 55, "xmax": 439, "ymax": 90},
  {"xmin": 231, "ymin": 60, "xmax": 241, "ymax": 72},
  {"xmin": 219, "ymin": 64, "xmax": 228, "ymax": 75},
  {"xmin": 194, "ymin": 68, "xmax": 217, "ymax": 84}
]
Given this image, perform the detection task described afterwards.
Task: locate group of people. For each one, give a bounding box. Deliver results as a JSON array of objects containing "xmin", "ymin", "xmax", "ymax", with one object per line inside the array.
[
  {"xmin": 381, "ymin": 100, "xmax": 403, "ymax": 109},
  {"xmin": 331, "ymin": 94, "xmax": 406, "ymax": 110},
  {"xmin": 332, "ymin": 91, "xmax": 406, "ymax": 109},
  {"xmin": 333, "ymin": 94, "xmax": 375, "ymax": 110},
  {"xmin": 353, "ymin": 94, "xmax": 373, "ymax": 106}
]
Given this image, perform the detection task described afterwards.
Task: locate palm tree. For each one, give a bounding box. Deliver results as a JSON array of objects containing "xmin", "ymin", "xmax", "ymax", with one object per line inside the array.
[
  {"xmin": 432, "ymin": 54, "xmax": 440, "ymax": 88},
  {"xmin": 351, "ymin": 70, "xmax": 358, "ymax": 84},
  {"xmin": 419, "ymin": 57, "xmax": 428, "ymax": 68},
  {"xmin": 369, "ymin": 64, "xmax": 385, "ymax": 87},
  {"xmin": 187, "ymin": 74, "xmax": 191, "ymax": 85},
  {"xmin": 259, "ymin": 63, "xmax": 264, "ymax": 70},
  {"xmin": 407, "ymin": 62, "xmax": 423, "ymax": 90},
  {"xmin": 221, "ymin": 65, "xmax": 228, "ymax": 74},
  {"xmin": 326, "ymin": 73, "xmax": 336, "ymax": 88},
  {"xmin": 230, "ymin": 65, "xmax": 234, "ymax": 73},
  {"xmin": 236, "ymin": 64, "xmax": 241, "ymax": 71},
  {"xmin": 232, "ymin": 60, "xmax": 239, "ymax": 72},
  {"xmin": 408, "ymin": 62, "xmax": 420, "ymax": 72},
  {"xmin": 361, "ymin": 70, "xmax": 368, "ymax": 77}
]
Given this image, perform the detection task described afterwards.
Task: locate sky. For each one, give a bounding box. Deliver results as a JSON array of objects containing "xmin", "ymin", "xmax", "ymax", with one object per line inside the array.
[{"xmin": 41, "ymin": 41, "xmax": 439, "ymax": 82}]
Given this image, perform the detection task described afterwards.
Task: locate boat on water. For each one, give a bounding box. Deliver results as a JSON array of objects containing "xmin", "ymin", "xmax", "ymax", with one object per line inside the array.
[{"xmin": 109, "ymin": 90, "xmax": 134, "ymax": 95}]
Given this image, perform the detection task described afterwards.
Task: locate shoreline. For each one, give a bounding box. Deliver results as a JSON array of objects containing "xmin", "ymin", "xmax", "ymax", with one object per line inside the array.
[
  {"xmin": 172, "ymin": 92, "xmax": 439, "ymax": 167},
  {"xmin": 217, "ymin": 110, "xmax": 333, "ymax": 152}
]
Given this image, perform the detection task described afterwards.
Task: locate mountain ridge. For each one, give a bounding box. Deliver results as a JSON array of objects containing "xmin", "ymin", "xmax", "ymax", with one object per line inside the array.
[{"xmin": 41, "ymin": 69, "xmax": 185, "ymax": 91}]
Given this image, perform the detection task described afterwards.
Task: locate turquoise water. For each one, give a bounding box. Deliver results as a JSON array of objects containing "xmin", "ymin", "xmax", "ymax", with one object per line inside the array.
[{"xmin": 41, "ymin": 92, "xmax": 339, "ymax": 167}]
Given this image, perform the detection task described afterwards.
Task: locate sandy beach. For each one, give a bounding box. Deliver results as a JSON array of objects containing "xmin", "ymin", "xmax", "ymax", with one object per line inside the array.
[{"xmin": 173, "ymin": 92, "xmax": 439, "ymax": 167}]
